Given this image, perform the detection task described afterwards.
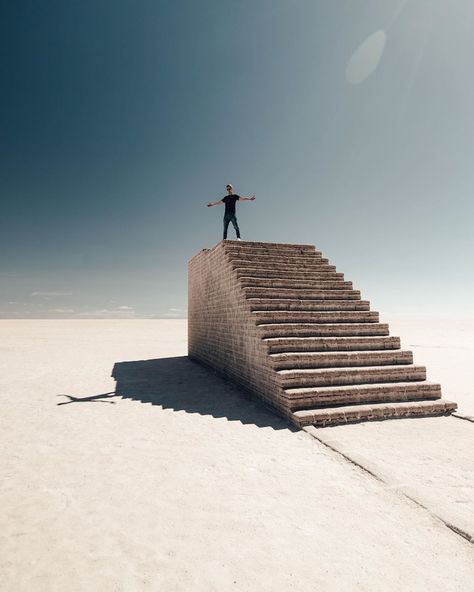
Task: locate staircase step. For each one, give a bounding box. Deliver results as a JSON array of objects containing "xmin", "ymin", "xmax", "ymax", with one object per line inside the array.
[
  {"xmin": 226, "ymin": 253, "xmax": 325, "ymax": 266},
  {"xmin": 224, "ymin": 240, "xmax": 316, "ymax": 253},
  {"xmin": 239, "ymin": 277, "xmax": 352, "ymax": 290},
  {"xmin": 234, "ymin": 267, "xmax": 340, "ymax": 279},
  {"xmin": 258, "ymin": 322, "xmax": 389, "ymax": 338},
  {"xmin": 248, "ymin": 299, "xmax": 370, "ymax": 312},
  {"xmin": 271, "ymin": 350, "xmax": 412, "ymax": 370},
  {"xmin": 264, "ymin": 335, "xmax": 401, "ymax": 353},
  {"xmin": 225, "ymin": 246, "xmax": 322, "ymax": 258},
  {"xmin": 253, "ymin": 310, "xmax": 378, "ymax": 324},
  {"xmin": 285, "ymin": 381, "xmax": 442, "ymax": 410},
  {"xmin": 277, "ymin": 365, "xmax": 426, "ymax": 388},
  {"xmin": 291, "ymin": 399, "xmax": 457, "ymax": 427},
  {"xmin": 243, "ymin": 287, "xmax": 361, "ymax": 300},
  {"xmin": 229, "ymin": 258, "xmax": 331, "ymax": 270}
]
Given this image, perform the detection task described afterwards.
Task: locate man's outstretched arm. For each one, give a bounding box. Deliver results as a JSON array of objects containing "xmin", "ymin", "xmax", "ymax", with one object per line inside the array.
[
  {"xmin": 207, "ymin": 200, "xmax": 223, "ymax": 207},
  {"xmin": 239, "ymin": 195, "xmax": 256, "ymax": 202}
]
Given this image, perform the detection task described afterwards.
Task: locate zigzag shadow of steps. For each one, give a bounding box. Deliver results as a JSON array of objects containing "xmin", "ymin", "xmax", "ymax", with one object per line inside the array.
[{"xmin": 111, "ymin": 356, "xmax": 292, "ymax": 430}]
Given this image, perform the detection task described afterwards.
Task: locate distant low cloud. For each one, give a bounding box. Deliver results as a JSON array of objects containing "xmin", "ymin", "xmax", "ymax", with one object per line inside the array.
[
  {"xmin": 31, "ymin": 291, "xmax": 73, "ymax": 297},
  {"xmin": 74, "ymin": 306, "xmax": 135, "ymax": 319},
  {"xmin": 163, "ymin": 307, "xmax": 187, "ymax": 318}
]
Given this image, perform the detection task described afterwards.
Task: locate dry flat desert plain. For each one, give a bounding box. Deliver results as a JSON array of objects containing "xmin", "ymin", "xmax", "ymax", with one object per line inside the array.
[{"xmin": 1, "ymin": 318, "xmax": 473, "ymax": 591}]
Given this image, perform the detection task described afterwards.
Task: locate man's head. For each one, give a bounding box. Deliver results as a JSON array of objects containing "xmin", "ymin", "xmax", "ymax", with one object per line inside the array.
[{"xmin": 226, "ymin": 184, "xmax": 233, "ymax": 194}]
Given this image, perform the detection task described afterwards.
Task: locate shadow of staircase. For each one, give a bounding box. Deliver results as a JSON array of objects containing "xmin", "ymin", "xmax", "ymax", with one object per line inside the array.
[{"xmin": 111, "ymin": 356, "xmax": 292, "ymax": 430}]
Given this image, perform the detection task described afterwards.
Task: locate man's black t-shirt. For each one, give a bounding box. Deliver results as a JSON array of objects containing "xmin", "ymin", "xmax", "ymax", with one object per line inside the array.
[{"xmin": 222, "ymin": 194, "xmax": 240, "ymax": 216}]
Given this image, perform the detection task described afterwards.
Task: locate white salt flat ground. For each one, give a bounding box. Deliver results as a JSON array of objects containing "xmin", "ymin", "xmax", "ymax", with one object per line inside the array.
[
  {"xmin": 308, "ymin": 317, "xmax": 474, "ymax": 541},
  {"xmin": 0, "ymin": 319, "xmax": 473, "ymax": 592}
]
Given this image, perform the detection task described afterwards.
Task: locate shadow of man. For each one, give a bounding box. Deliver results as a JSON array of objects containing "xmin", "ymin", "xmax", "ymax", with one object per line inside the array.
[{"xmin": 57, "ymin": 392, "xmax": 117, "ymax": 405}]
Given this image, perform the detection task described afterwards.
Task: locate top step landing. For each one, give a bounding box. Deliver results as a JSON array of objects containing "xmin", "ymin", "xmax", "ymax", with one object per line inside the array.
[
  {"xmin": 188, "ymin": 240, "xmax": 318, "ymax": 264},
  {"xmin": 223, "ymin": 240, "xmax": 316, "ymax": 252}
]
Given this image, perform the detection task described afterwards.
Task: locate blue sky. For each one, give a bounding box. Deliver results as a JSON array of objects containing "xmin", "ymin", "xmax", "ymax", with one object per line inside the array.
[{"xmin": 1, "ymin": 0, "xmax": 473, "ymax": 319}]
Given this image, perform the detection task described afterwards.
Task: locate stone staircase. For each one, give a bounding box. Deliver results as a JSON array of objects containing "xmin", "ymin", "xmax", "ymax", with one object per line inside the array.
[{"xmin": 188, "ymin": 240, "xmax": 456, "ymax": 427}]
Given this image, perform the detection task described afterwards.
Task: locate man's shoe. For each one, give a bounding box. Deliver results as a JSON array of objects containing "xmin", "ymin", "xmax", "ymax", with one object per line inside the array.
[{"xmin": 237, "ymin": 238, "xmax": 242, "ymax": 241}]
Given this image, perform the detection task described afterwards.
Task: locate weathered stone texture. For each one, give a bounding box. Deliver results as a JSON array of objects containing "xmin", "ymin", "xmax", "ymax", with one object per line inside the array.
[
  {"xmin": 188, "ymin": 241, "xmax": 286, "ymax": 413},
  {"xmin": 188, "ymin": 240, "xmax": 457, "ymax": 427}
]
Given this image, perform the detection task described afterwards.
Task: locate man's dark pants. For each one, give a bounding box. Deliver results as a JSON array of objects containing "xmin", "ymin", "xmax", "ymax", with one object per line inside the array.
[{"xmin": 223, "ymin": 214, "xmax": 240, "ymax": 239}]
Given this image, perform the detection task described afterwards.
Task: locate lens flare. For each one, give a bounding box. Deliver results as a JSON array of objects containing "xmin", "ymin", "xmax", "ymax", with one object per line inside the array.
[{"xmin": 346, "ymin": 30, "xmax": 387, "ymax": 84}]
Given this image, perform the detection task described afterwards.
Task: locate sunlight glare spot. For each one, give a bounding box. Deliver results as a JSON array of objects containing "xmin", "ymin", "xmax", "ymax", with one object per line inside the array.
[{"xmin": 346, "ymin": 30, "xmax": 387, "ymax": 85}]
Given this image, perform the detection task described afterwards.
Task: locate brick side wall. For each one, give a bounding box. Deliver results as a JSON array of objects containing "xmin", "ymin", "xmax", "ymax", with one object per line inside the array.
[{"xmin": 188, "ymin": 242, "xmax": 288, "ymax": 414}]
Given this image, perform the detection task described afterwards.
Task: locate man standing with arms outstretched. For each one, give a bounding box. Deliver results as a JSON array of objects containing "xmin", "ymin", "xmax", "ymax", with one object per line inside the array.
[{"xmin": 207, "ymin": 184, "xmax": 256, "ymax": 240}]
